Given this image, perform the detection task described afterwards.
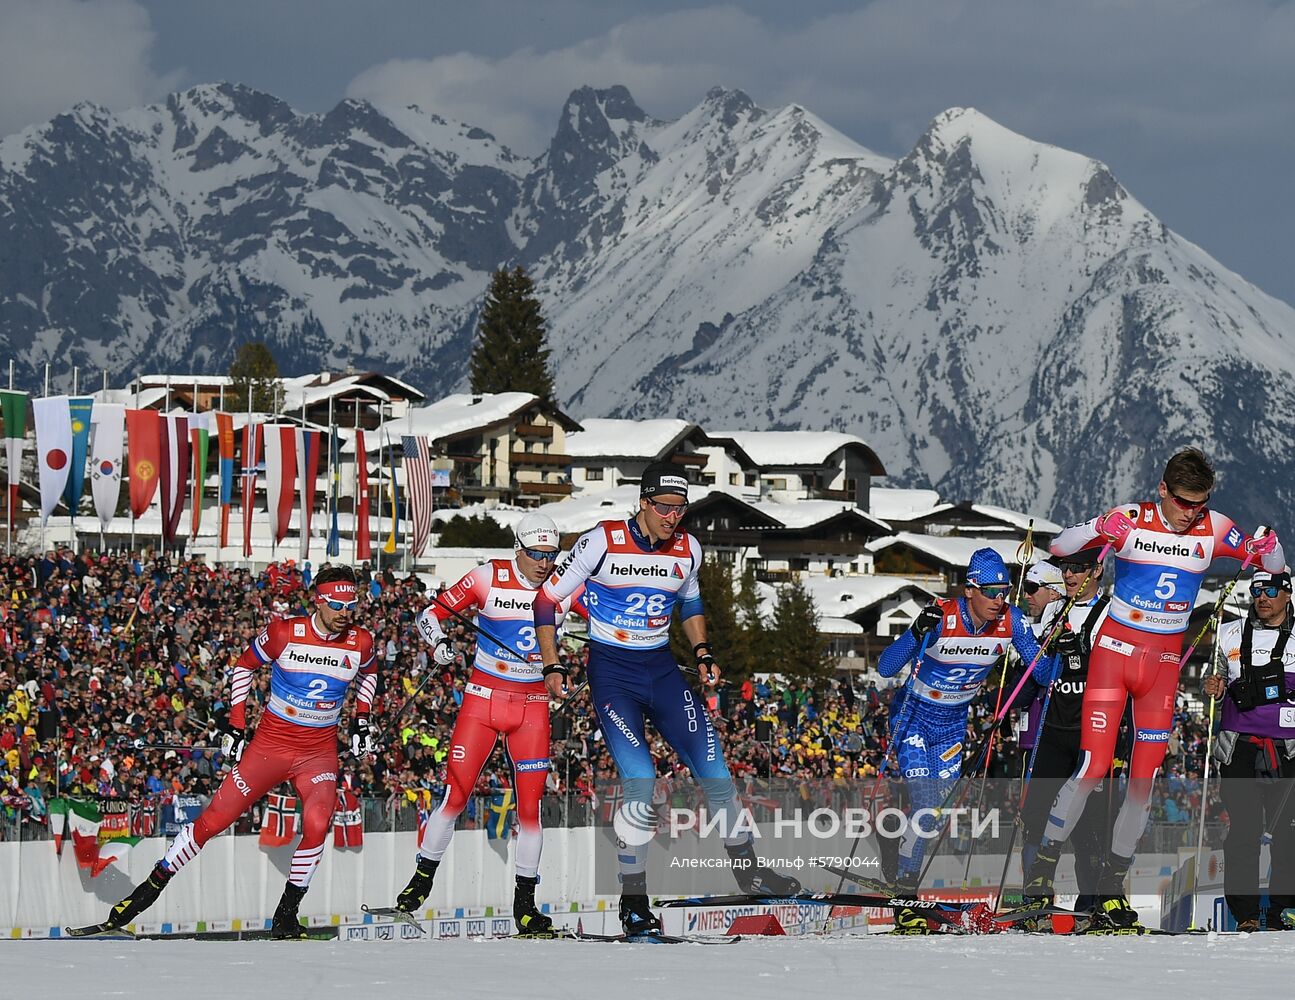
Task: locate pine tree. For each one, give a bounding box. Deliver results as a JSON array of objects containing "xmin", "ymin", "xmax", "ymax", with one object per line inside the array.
[
  {"xmin": 670, "ymin": 558, "xmax": 748, "ymax": 680},
  {"xmin": 767, "ymin": 578, "xmax": 835, "ymax": 692},
  {"xmin": 228, "ymin": 342, "xmax": 280, "ymax": 412},
  {"xmin": 735, "ymin": 566, "xmax": 770, "ymax": 676},
  {"xmin": 437, "ymin": 513, "xmax": 514, "ymax": 548},
  {"xmin": 470, "ymin": 267, "xmax": 555, "ymax": 399}
]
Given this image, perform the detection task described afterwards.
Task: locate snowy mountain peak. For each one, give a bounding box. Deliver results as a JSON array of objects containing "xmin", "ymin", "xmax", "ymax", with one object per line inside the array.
[{"xmin": 3, "ymin": 86, "xmax": 1295, "ymax": 527}]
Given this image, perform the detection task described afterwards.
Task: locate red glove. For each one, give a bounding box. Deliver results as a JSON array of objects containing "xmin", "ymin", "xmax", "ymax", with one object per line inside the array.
[{"xmin": 1097, "ymin": 509, "xmax": 1135, "ymax": 546}]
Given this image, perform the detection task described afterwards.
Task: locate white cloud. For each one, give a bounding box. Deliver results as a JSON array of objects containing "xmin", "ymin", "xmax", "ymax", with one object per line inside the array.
[
  {"xmin": 345, "ymin": 0, "xmax": 1295, "ymax": 163},
  {"xmin": 0, "ymin": 0, "xmax": 182, "ymax": 138}
]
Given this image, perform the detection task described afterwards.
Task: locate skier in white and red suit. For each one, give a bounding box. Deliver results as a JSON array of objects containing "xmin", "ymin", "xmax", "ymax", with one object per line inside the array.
[
  {"xmin": 93, "ymin": 566, "xmax": 377, "ymax": 938},
  {"xmin": 393, "ymin": 513, "xmax": 585, "ymax": 936}
]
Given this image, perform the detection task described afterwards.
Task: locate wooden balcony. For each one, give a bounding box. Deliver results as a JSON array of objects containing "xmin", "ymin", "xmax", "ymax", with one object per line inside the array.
[
  {"xmin": 510, "ymin": 450, "xmax": 569, "ymax": 467},
  {"xmin": 670, "ymin": 452, "xmax": 709, "ymax": 466},
  {"xmin": 517, "ymin": 481, "xmax": 574, "ymax": 496},
  {"xmin": 514, "ymin": 423, "xmax": 554, "ymax": 439}
]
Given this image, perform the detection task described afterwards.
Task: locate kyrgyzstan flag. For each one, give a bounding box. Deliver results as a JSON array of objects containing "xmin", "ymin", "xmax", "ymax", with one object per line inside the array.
[
  {"xmin": 295, "ymin": 428, "xmax": 321, "ymax": 561},
  {"xmin": 126, "ymin": 409, "xmax": 163, "ymax": 519},
  {"xmin": 32, "ymin": 396, "xmax": 72, "ymax": 524},
  {"xmin": 215, "ymin": 411, "xmax": 235, "ymax": 547},
  {"xmin": 263, "ymin": 425, "xmax": 297, "ymax": 545},
  {"xmin": 354, "ymin": 428, "xmax": 371, "ymax": 560},
  {"xmin": 159, "ymin": 414, "xmax": 190, "ymax": 546}
]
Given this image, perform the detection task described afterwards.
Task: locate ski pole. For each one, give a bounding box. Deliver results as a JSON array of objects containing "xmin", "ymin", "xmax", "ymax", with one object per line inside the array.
[
  {"xmin": 1178, "ymin": 526, "xmax": 1268, "ymax": 670},
  {"xmin": 991, "ymin": 541, "xmax": 1113, "ymax": 727},
  {"xmin": 131, "ymin": 738, "xmax": 221, "ymax": 752},
  {"xmin": 427, "ymin": 590, "xmax": 534, "ymax": 663}
]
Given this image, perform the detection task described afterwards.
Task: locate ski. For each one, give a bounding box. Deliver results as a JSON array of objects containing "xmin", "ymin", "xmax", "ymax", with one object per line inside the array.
[
  {"xmin": 362, "ymin": 904, "xmax": 427, "ymax": 935},
  {"xmin": 993, "ymin": 903, "xmax": 1079, "ymax": 925},
  {"xmin": 658, "ymin": 891, "xmax": 982, "ymax": 914},
  {"xmin": 811, "ymin": 863, "xmax": 898, "ymax": 894},
  {"xmin": 64, "ymin": 923, "xmax": 135, "ymax": 939},
  {"xmin": 575, "ymin": 930, "xmax": 740, "ymax": 945},
  {"xmin": 512, "ymin": 928, "xmax": 579, "ymax": 940}
]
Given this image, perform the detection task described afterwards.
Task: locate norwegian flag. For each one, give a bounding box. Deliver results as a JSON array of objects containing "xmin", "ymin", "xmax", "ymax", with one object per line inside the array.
[
  {"xmin": 401, "ymin": 435, "xmax": 434, "ymax": 557},
  {"xmin": 258, "ymin": 792, "xmax": 299, "ymax": 847},
  {"xmin": 416, "ymin": 806, "xmax": 433, "ymax": 846},
  {"xmin": 599, "ymin": 782, "xmax": 624, "ymax": 824},
  {"xmin": 332, "ymin": 787, "xmax": 363, "ymax": 848}
]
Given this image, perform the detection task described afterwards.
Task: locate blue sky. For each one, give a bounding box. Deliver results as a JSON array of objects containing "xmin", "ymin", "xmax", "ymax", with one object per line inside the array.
[{"xmin": 3, "ymin": 0, "xmax": 1293, "ymax": 306}]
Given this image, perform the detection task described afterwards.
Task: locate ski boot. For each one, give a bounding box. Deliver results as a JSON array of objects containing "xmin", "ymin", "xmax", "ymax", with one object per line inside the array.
[
  {"xmin": 513, "ymin": 875, "xmax": 556, "ymax": 937},
  {"xmin": 270, "ymin": 882, "xmax": 310, "ymax": 940},
  {"xmin": 726, "ymin": 840, "xmax": 802, "ymax": 896},
  {"xmin": 1084, "ymin": 855, "xmax": 1142, "ymax": 935},
  {"xmin": 395, "ymin": 855, "xmax": 439, "ymax": 913},
  {"xmin": 891, "ymin": 906, "xmax": 938, "ymax": 935},
  {"xmin": 1003, "ymin": 843, "xmax": 1059, "ymax": 931},
  {"xmin": 107, "ymin": 862, "xmax": 173, "ymax": 929},
  {"xmin": 618, "ymin": 875, "xmax": 662, "ymax": 938}
]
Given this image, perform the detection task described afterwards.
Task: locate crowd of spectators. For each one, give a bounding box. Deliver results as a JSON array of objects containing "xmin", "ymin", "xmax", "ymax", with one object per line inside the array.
[{"xmin": 0, "ymin": 546, "xmax": 1221, "ymax": 846}]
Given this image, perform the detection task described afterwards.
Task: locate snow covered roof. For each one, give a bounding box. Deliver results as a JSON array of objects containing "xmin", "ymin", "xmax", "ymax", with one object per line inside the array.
[
  {"xmin": 707, "ymin": 430, "xmax": 885, "ymax": 473},
  {"xmin": 748, "ymin": 499, "xmax": 890, "ymax": 533},
  {"xmin": 967, "ymin": 504, "xmax": 1061, "ymax": 535},
  {"xmin": 868, "ymin": 487, "xmax": 944, "ymax": 522},
  {"xmin": 866, "ymin": 532, "xmax": 1023, "ymax": 571},
  {"xmin": 379, "ymin": 392, "xmax": 550, "ymax": 442},
  {"xmin": 753, "ymin": 573, "xmax": 936, "ymax": 628},
  {"xmin": 565, "ymin": 418, "xmax": 697, "ymax": 460}
]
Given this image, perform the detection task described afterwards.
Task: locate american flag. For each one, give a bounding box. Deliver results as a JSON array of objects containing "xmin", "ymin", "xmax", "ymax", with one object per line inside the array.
[{"xmin": 401, "ymin": 435, "xmax": 435, "ymax": 557}]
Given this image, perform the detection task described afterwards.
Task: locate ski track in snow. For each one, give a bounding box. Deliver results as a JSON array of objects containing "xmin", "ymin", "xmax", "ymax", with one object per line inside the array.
[{"xmin": 6, "ymin": 934, "xmax": 1294, "ymax": 1000}]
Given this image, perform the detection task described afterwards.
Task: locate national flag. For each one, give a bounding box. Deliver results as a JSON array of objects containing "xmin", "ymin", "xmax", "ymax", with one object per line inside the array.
[
  {"xmin": 295, "ymin": 428, "xmax": 321, "ymax": 560},
  {"xmin": 401, "ymin": 435, "xmax": 434, "ymax": 558},
  {"xmin": 599, "ymin": 783, "xmax": 624, "ymax": 824},
  {"xmin": 241, "ymin": 422, "xmax": 261, "ymax": 557},
  {"xmin": 263, "ymin": 425, "xmax": 297, "ymax": 545},
  {"xmin": 47, "ymin": 798, "xmax": 142, "ymax": 875},
  {"xmin": 383, "ymin": 434, "xmax": 398, "ymax": 555},
  {"xmin": 189, "ymin": 412, "xmax": 212, "ymax": 538},
  {"xmin": 64, "ymin": 397, "xmax": 94, "ymax": 515},
  {"xmin": 486, "ymin": 789, "xmax": 515, "ymax": 840},
  {"xmin": 33, "ymin": 396, "xmax": 72, "ymax": 524},
  {"xmin": 126, "ymin": 409, "xmax": 162, "ymax": 519},
  {"xmin": 416, "ymin": 806, "xmax": 433, "ymax": 845},
  {"xmin": 88, "ymin": 403, "xmax": 124, "ymax": 530},
  {"xmin": 332, "ymin": 787, "xmax": 364, "ymax": 848},
  {"xmin": 215, "ymin": 411, "xmax": 235, "ymax": 546},
  {"xmin": 355, "ymin": 428, "xmax": 371, "ymax": 560},
  {"xmin": 0, "ymin": 390, "xmax": 28, "ymax": 533},
  {"xmin": 159, "ymin": 414, "xmax": 190, "ymax": 546},
  {"xmin": 326, "ymin": 431, "xmax": 341, "ymax": 557},
  {"xmin": 259, "ymin": 792, "xmax": 300, "ymax": 847}
]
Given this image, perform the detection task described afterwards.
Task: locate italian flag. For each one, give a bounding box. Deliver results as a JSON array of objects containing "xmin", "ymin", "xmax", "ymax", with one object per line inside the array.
[{"xmin": 48, "ymin": 799, "xmax": 143, "ymax": 876}]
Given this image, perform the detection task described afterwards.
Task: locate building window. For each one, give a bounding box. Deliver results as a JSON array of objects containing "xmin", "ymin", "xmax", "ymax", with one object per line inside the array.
[
  {"xmin": 745, "ymin": 474, "xmax": 756, "ymax": 487},
  {"xmin": 729, "ymin": 473, "xmax": 739, "ymax": 485},
  {"xmin": 770, "ymin": 478, "xmax": 788, "ymax": 491},
  {"xmin": 586, "ymin": 467, "xmax": 604, "ymax": 481}
]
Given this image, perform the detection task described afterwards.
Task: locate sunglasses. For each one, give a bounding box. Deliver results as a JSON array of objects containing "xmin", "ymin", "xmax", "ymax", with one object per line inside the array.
[
  {"xmin": 520, "ymin": 547, "xmax": 558, "ymax": 563},
  {"xmin": 1251, "ymin": 585, "xmax": 1285, "ymax": 599},
  {"xmin": 646, "ymin": 500, "xmax": 689, "ymax": 518},
  {"xmin": 1058, "ymin": 560, "xmax": 1093, "ymax": 575},
  {"xmin": 975, "ymin": 584, "xmax": 1012, "ymax": 600},
  {"xmin": 320, "ymin": 599, "xmax": 358, "ymax": 611},
  {"xmin": 1167, "ymin": 489, "xmax": 1210, "ymax": 512},
  {"xmin": 1023, "ymin": 581, "xmax": 1051, "ymax": 596}
]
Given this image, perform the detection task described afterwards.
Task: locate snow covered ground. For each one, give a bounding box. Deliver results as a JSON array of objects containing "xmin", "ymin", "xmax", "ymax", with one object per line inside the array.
[{"xmin": 6, "ymin": 933, "xmax": 1295, "ymax": 1000}]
